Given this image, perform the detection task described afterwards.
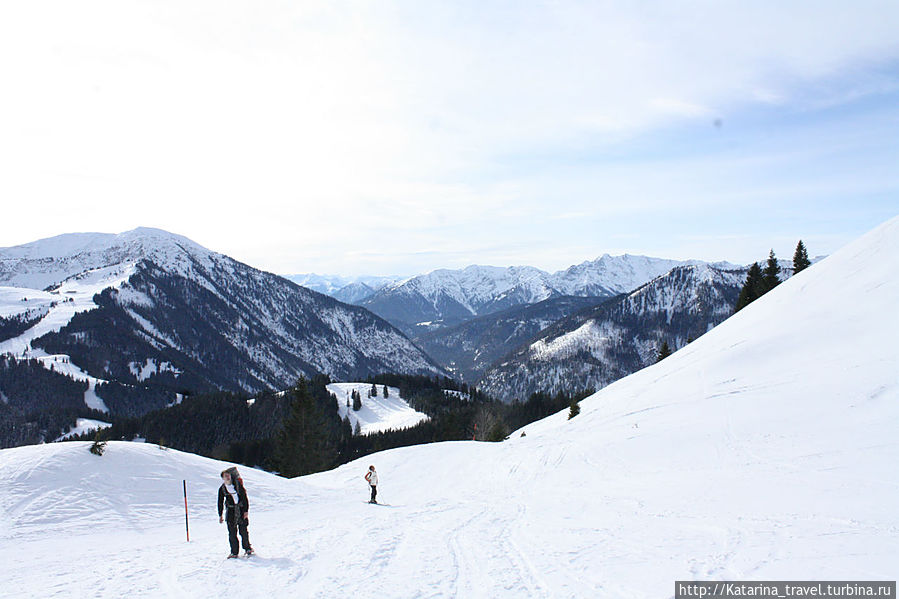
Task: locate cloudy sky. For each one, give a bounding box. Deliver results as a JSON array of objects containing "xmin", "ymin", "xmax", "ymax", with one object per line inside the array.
[{"xmin": 1, "ymin": 1, "xmax": 897, "ymax": 276}]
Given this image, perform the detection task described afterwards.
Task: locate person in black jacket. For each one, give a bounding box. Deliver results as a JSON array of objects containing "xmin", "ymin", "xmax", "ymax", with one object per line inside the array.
[{"xmin": 218, "ymin": 468, "xmax": 253, "ymax": 557}]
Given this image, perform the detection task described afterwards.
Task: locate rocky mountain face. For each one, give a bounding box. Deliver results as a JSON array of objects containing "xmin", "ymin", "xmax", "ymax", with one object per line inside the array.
[
  {"xmin": 414, "ymin": 295, "xmax": 609, "ymax": 383},
  {"xmin": 0, "ymin": 229, "xmax": 444, "ymax": 420},
  {"xmin": 477, "ymin": 264, "xmax": 747, "ymax": 402}
]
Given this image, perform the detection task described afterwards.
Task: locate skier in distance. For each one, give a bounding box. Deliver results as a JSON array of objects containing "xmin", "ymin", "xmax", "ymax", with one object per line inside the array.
[
  {"xmin": 218, "ymin": 468, "xmax": 253, "ymax": 558},
  {"xmin": 364, "ymin": 465, "xmax": 379, "ymax": 504}
]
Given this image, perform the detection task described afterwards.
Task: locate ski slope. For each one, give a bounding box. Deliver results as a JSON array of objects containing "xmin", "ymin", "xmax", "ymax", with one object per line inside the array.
[{"xmin": 1, "ymin": 217, "xmax": 897, "ymax": 598}]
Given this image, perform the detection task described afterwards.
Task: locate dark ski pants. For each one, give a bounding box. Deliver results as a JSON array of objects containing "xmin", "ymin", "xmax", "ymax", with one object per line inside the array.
[
  {"xmin": 226, "ymin": 510, "xmax": 251, "ymax": 555},
  {"xmin": 370, "ymin": 485, "xmax": 377, "ymax": 503}
]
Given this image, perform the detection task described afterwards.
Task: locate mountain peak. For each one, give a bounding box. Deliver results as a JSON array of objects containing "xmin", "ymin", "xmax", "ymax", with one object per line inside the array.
[{"xmin": 0, "ymin": 227, "xmax": 215, "ymax": 290}]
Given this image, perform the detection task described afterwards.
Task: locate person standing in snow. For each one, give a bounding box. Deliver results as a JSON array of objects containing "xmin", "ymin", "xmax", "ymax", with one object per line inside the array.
[
  {"xmin": 218, "ymin": 468, "xmax": 253, "ymax": 558},
  {"xmin": 364, "ymin": 465, "xmax": 378, "ymax": 504}
]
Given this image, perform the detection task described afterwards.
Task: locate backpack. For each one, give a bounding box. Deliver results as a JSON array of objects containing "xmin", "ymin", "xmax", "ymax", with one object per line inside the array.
[{"xmin": 224, "ymin": 466, "xmax": 246, "ymax": 494}]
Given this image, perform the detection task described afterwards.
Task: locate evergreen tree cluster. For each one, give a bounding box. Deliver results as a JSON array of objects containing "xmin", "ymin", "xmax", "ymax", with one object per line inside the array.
[
  {"xmin": 275, "ymin": 379, "xmax": 338, "ymax": 477},
  {"xmin": 0, "ymin": 310, "xmax": 47, "ymax": 344},
  {"xmin": 0, "ymin": 355, "xmax": 99, "ymax": 448},
  {"xmin": 80, "ymin": 389, "xmax": 294, "ymax": 468},
  {"xmin": 94, "ymin": 381, "xmax": 178, "ymax": 418},
  {"xmin": 735, "ymin": 241, "xmax": 810, "ymax": 313}
]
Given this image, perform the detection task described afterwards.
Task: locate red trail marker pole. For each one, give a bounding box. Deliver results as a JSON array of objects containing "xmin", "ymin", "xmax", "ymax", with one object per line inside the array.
[{"xmin": 183, "ymin": 479, "xmax": 190, "ymax": 542}]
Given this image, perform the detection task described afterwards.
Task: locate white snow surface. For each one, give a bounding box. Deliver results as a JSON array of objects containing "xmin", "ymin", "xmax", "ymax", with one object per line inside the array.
[
  {"xmin": 0, "ymin": 227, "xmax": 216, "ymax": 290},
  {"xmin": 327, "ymin": 382, "xmax": 428, "ymax": 434},
  {"xmin": 0, "ymin": 287, "xmax": 56, "ymax": 319},
  {"xmin": 1, "ymin": 217, "xmax": 897, "ymax": 597},
  {"xmin": 53, "ymin": 418, "xmax": 112, "ymax": 441},
  {"xmin": 530, "ymin": 320, "xmax": 611, "ymax": 361}
]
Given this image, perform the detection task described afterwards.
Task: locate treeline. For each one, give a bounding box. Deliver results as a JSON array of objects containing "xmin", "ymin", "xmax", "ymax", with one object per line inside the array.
[
  {"xmin": 273, "ymin": 377, "xmax": 594, "ymax": 477},
  {"xmin": 94, "ymin": 381, "xmax": 178, "ymax": 418},
  {"xmin": 75, "ymin": 389, "xmax": 294, "ymax": 466},
  {"xmin": 735, "ymin": 240, "xmax": 811, "ymax": 312},
  {"xmin": 0, "ymin": 310, "xmax": 47, "ymax": 344},
  {"xmin": 80, "ymin": 374, "xmax": 594, "ymax": 478},
  {"xmin": 0, "ymin": 355, "xmax": 101, "ymax": 448}
]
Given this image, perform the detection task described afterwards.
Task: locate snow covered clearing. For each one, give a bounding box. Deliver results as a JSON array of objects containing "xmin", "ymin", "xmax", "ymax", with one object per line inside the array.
[
  {"xmin": 0, "ymin": 287, "xmax": 56, "ymax": 320},
  {"xmin": 0, "ymin": 217, "xmax": 897, "ymax": 597},
  {"xmin": 529, "ymin": 320, "xmax": 612, "ymax": 361},
  {"xmin": 53, "ymin": 418, "xmax": 112, "ymax": 441},
  {"xmin": 327, "ymin": 382, "xmax": 428, "ymax": 434}
]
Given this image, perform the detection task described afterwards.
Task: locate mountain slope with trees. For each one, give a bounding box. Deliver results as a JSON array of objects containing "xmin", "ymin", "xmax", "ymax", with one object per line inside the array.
[{"xmin": 478, "ymin": 264, "xmax": 746, "ymax": 401}]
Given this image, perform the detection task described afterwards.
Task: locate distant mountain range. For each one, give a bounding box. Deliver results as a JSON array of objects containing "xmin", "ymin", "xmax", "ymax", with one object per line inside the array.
[
  {"xmin": 294, "ymin": 255, "xmax": 741, "ymax": 336},
  {"xmin": 285, "ymin": 274, "xmax": 403, "ymax": 304}
]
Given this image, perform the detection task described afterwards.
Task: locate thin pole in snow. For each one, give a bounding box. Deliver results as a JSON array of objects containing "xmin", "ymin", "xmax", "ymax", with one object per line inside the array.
[{"xmin": 183, "ymin": 479, "xmax": 190, "ymax": 542}]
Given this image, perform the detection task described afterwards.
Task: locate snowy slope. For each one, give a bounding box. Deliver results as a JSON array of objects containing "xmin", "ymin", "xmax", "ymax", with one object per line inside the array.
[
  {"xmin": 53, "ymin": 418, "xmax": 112, "ymax": 441},
  {"xmin": 0, "ymin": 228, "xmax": 215, "ymax": 290},
  {"xmin": 327, "ymin": 382, "xmax": 428, "ymax": 434},
  {"xmin": 1, "ymin": 217, "xmax": 896, "ymax": 597}
]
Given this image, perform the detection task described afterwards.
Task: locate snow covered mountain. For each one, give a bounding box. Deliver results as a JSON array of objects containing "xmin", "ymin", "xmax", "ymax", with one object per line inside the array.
[
  {"xmin": 285, "ymin": 273, "xmax": 402, "ymax": 303},
  {"xmin": 414, "ymin": 295, "xmax": 607, "ymax": 382},
  {"xmin": 1, "ymin": 216, "xmax": 895, "ymax": 597},
  {"xmin": 361, "ymin": 255, "xmax": 721, "ymax": 334},
  {"xmin": 0, "ymin": 229, "xmax": 444, "ymax": 429},
  {"xmin": 478, "ymin": 263, "xmax": 746, "ymax": 401}
]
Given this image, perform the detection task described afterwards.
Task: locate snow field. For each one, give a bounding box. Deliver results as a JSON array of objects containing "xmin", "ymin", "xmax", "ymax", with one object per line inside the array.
[
  {"xmin": 327, "ymin": 382, "xmax": 428, "ymax": 434},
  {"xmin": 54, "ymin": 418, "xmax": 112, "ymax": 441}
]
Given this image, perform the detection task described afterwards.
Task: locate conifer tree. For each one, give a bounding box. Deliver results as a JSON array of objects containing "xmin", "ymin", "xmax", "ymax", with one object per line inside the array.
[
  {"xmin": 793, "ymin": 240, "xmax": 811, "ymax": 274},
  {"xmin": 275, "ymin": 379, "xmax": 333, "ymax": 477},
  {"xmin": 735, "ymin": 262, "xmax": 763, "ymax": 312},
  {"xmin": 568, "ymin": 398, "xmax": 580, "ymax": 420},
  {"xmin": 486, "ymin": 421, "xmax": 508, "ymax": 442},
  {"xmin": 353, "ymin": 420, "xmax": 361, "ymax": 436},
  {"xmin": 370, "ymin": 382, "xmax": 378, "ymax": 398},
  {"xmin": 353, "ymin": 390, "xmax": 362, "ymax": 411},
  {"xmin": 89, "ymin": 430, "xmax": 107, "ymax": 456},
  {"xmin": 382, "ymin": 385, "xmax": 389, "ymax": 398},
  {"xmin": 657, "ymin": 341, "xmax": 672, "ymax": 362},
  {"xmin": 762, "ymin": 249, "xmax": 781, "ymax": 292}
]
